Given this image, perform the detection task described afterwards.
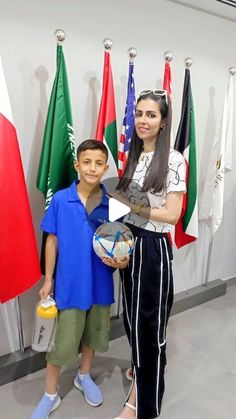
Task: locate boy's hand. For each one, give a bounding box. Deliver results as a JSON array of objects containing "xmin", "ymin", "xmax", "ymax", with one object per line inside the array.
[
  {"xmin": 39, "ymin": 280, "xmax": 53, "ymax": 301},
  {"xmin": 101, "ymin": 255, "xmax": 129, "ymax": 269}
]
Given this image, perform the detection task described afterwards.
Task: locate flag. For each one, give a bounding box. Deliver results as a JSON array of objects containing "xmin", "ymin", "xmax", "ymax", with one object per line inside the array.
[
  {"xmin": 199, "ymin": 73, "xmax": 233, "ymax": 235},
  {"xmin": 0, "ymin": 56, "xmax": 41, "ymax": 303},
  {"xmin": 37, "ymin": 45, "xmax": 77, "ymax": 272},
  {"xmin": 174, "ymin": 68, "xmax": 198, "ymax": 248},
  {"xmin": 163, "ymin": 59, "xmax": 175, "ymax": 245},
  {"xmin": 37, "ymin": 45, "xmax": 77, "ymax": 209},
  {"xmin": 163, "ymin": 61, "xmax": 172, "ymax": 97},
  {"xmin": 163, "ymin": 59, "xmax": 175, "ymax": 149},
  {"xmin": 95, "ymin": 50, "xmax": 118, "ymax": 176},
  {"xmin": 118, "ymin": 61, "xmax": 136, "ymax": 177}
]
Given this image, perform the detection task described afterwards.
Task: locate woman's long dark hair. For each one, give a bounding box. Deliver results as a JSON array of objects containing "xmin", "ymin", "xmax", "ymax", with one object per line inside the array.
[{"xmin": 117, "ymin": 91, "xmax": 172, "ymax": 193}]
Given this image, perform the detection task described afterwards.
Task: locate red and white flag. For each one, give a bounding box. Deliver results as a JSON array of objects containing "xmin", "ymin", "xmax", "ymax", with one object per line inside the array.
[
  {"xmin": 163, "ymin": 60, "xmax": 174, "ymax": 244},
  {"xmin": 163, "ymin": 61, "xmax": 172, "ymax": 97},
  {"xmin": 0, "ymin": 56, "xmax": 41, "ymax": 303}
]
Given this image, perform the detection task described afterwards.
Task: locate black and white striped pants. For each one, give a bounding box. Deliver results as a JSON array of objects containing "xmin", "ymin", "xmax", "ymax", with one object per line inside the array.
[{"xmin": 121, "ymin": 224, "xmax": 174, "ymax": 419}]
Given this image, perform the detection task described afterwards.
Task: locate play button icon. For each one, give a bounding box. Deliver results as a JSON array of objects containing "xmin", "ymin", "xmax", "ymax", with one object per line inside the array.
[
  {"xmin": 84, "ymin": 176, "xmax": 149, "ymax": 228},
  {"xmin": 108, "ymin": 197, "xmax": 131, "ymax": 222},
  {"xmin": 101, "ymin": 176, "xmax": 149, "ymax": 227}
]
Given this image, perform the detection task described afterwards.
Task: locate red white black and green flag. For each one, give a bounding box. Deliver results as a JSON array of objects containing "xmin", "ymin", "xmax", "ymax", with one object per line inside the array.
[
  {"xmin": 174, "ymin": 68, "xmax": 198, "ymax": 248},
  {"xmin": 95, "ymin": 50, "xmax": 118, "ymax": 177},
  {"xmin": 0, "ymin": 57, "xmax": 41, "ymax": 302}
]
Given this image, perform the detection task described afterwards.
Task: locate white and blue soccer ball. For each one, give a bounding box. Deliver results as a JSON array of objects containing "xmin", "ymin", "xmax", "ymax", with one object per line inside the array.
[{"xmin": 93, "ymin": 222, "xmax": 134, "ymax": 261}]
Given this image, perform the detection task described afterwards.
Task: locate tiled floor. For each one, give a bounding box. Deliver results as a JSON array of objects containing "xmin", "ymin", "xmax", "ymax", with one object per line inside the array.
[{"xmin": 1, "ymin": 284, "xmax": 236, "ymax": 419}]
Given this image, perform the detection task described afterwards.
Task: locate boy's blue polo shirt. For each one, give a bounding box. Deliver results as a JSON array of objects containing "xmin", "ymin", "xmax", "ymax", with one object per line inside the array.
[{"xmin": 41, "ymin": 181, "xmax": 114, "ymax": 310}]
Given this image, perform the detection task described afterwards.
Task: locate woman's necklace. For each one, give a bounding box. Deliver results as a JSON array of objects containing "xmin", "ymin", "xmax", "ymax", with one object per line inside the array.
[{"xmin": 140, "ymin": 150, "xmax": 154, "ymax": 161}]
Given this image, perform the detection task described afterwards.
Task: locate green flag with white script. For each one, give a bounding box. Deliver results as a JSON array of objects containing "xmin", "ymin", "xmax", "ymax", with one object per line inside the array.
[{"xmin": 37, "ymin": 45, "xmax": 77, "ymax": 209}]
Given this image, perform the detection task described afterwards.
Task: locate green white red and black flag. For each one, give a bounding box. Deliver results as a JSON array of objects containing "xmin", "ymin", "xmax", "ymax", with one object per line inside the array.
[
  {"xmin": 36, "ymin": 44, "xmax": 77, "ymax": 271},
  {"xmin": 37, "ymin": 44, "xmax": 77, "ymax": 209},
  {"xmin": 95, "ymin": 50, "xmax": 118, "ymax": 177},
  {"xmin": 174, "ymin": 68, "xmax": 198, "ymax": 248}
]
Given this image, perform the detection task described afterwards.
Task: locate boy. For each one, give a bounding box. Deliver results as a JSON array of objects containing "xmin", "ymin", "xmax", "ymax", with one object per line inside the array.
[{"xmin": 30, "ymin": 140, "xmax": 128, "ymax": 419}]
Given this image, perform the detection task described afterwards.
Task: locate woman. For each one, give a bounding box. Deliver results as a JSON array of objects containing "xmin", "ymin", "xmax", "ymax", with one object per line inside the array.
[{"xmin": 115, "ymin": 90, "xmax": 186, "ymax": 418}]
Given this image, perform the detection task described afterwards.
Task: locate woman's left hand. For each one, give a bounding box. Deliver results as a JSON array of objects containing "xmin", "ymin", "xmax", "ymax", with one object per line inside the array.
[
  {"xmin": 108, "ymin": 191, "xmax": 142, "ymax": 214},
  {"xmin": 101, "ymin": 255, "xmax": 129, "ymax": 269},
  {"xmin": 109, "ymin": 191, "xmax": 130, "ymax": 207}
]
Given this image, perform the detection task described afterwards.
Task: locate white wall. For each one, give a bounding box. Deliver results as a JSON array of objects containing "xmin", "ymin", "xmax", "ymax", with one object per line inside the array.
[{"xmin": 1, "ymin": 0, "xmax": 236, "ymax": 356}]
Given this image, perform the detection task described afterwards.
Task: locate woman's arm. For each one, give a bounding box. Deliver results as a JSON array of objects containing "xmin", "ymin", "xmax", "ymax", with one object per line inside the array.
[
  {"xmin": 136, "ymin": 192, "xmax": 184, "ymax": 225},
  {"xmin": 112, "ymin": 190, "xmax": 184, "ymax": 225}
]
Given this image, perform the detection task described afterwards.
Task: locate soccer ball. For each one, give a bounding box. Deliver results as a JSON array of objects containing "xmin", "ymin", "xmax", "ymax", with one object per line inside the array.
[{"xmin": 93, "ymin": 222, "xmax": 134, "ymax": 261}]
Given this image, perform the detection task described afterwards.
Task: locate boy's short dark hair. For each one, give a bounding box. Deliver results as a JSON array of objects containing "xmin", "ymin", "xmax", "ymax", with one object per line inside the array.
[{"xmin": 76, "ymin": 139, "xmax": 108, "ymax": 161}]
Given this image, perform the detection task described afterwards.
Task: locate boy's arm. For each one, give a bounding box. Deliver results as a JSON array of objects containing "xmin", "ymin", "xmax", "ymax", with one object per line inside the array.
[{"xmin": 39, "ymin": 234, "xmax": 58, "ymax": 300}]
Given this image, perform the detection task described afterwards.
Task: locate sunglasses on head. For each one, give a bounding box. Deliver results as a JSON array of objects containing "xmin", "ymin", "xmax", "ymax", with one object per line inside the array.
[{"xmin": 139, "ymin": 89, "xmax": 168, "ymax": 103}]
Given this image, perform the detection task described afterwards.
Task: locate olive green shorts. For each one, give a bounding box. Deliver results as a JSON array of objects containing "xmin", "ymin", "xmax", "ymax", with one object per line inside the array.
[{"xmin": 46, "ymin": 305, "xmax": 110, "ymax": 366}]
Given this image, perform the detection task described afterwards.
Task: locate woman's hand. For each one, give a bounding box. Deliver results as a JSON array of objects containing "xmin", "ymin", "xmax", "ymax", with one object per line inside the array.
[
  {"xmin": 101, "ymin": 255, "xmax": 130, "ymax": 269},
  {"xmin": 109, "ymin": 191, "xmax": 131, "ymax": 207},
  {"xmin": 108, "ymin": 191, "xmax": 146, "ymax": 215}
]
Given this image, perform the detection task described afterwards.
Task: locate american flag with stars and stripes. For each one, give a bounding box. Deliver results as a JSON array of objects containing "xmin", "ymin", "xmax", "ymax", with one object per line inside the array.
[{"xmin": 118, "ymin": 62, "xmax": 136, "ymax": 177}]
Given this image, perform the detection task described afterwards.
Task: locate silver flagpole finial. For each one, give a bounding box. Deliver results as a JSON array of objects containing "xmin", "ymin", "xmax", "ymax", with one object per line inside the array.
[
  {"xmin": 103, "ymin": 38, "xmax": 113, "ymax": 50},
  {"xmin": 229, "ymin": 66, "xmax": 236, "ymax": 76},
  {"xmin": 128, "ymin": 47, "xmax": 137, "ymax": 63},
  {"xmin": 54, "ymin": 29, "xmax": 66, "ymax": 44},
  {"xmin": 164, "ymin": 51, "xmax": 173, "ymax": 63},
  {"xmin": 185, "ymin": 57, "xmax": 193, "ymax": 68}
]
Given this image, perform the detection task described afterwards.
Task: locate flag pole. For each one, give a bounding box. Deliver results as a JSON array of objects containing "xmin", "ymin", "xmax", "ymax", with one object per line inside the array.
[
  {"xmin": 185, "ymin": 56, "xmax": 193, "ymax": 69},
  {"xmin": 54, "ymin": 28, "xmax": 66, "ymax": 45},
  {"xmin": 102, "ymin": 37, "xmax": 121, "ymax": 316},
  {"xmin": 15, "ymin": 31, "xmax": 68, "ymax": 353},
  {"xmin": 116, "ymin": 46, "xmax": 137, "ymax": 318},
  {"xmin": 128, "ymin": 46, "xmax": 137, "ymax": 64},
  {"xmin": 103, "ymin": 37, "xmax": 113, "ymax": 51},
  {"xmin": 204, "ymin": 65, "xmax": 236, "ymax": 287},
  {"xmin": 15, "ymin": 297, "xmax": 25, "ymax": 352},
  {"xmin": 164, "ymin": 50, "xmax": 173, "ymax": 63},
  {"xmin": 203, "ymin": 234, "xmax": 213, "ymax": 287}
]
